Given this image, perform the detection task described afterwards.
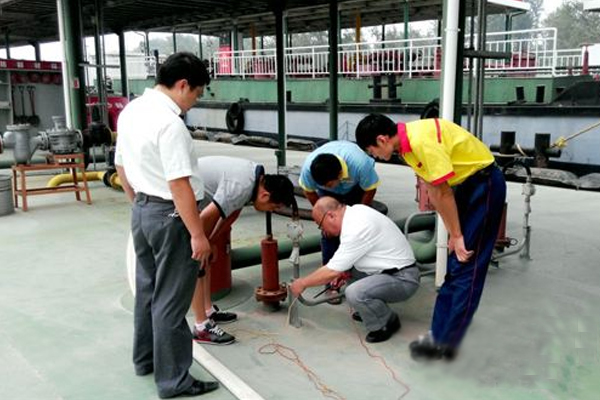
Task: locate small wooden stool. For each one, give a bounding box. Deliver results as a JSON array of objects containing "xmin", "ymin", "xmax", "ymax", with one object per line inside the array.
[{"xmin": 11, "ymin": 153, "xmax": 92, "ymax": 211}]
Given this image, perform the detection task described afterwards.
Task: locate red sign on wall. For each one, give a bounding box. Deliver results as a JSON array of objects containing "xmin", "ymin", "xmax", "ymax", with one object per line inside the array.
[{"xmin": 0, "ymin": 59, "xmax": 62, "ymax": 71}]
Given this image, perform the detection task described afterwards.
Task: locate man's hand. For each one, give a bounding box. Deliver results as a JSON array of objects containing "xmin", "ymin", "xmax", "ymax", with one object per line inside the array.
[
  {"xmin": 290, "ymin": 278, "xmax": 305, "ymax": 297},
  {"xmin": 448, "ymin": 234, "xmax": 474, "ymax": 263},
  {"xmin": 191, "ymin": 234, "xmax": 212, "ymax": 267},
  {"xmin": 328, "ymin": 271, "xmax": 351, "ymax": 290}
]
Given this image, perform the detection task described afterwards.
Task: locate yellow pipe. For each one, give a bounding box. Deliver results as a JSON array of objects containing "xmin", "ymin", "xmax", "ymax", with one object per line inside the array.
[
  {"xmin": 46, "ymin": 171, "xmax": 105, "ymax": 187},
  {"xmin": 109, "ymin": 173, "xmax": 122, "ymax": 190},
  {"xmin": 110, "ymin": 130, "xmax": 118, "ymax": 145}
]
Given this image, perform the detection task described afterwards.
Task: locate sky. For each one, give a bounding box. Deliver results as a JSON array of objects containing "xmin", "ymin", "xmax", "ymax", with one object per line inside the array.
[{"xmin": 0, "ymin": 0, "xmax": 570, "ymax": 62}]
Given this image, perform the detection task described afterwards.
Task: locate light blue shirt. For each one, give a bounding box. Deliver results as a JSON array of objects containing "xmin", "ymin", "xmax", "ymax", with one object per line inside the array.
[{"xmin": 299, "ymin": 140, "xmax": 379, "ymax": 196}]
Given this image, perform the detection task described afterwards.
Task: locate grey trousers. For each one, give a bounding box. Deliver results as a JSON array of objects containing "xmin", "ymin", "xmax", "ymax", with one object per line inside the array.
[
  {"xmin": 131, "ymin": 198, "xmax": 199, "ymax": 398},
  {"xmin": 345, "ymin": 266, "xmax": 420, "ymax": 332}
]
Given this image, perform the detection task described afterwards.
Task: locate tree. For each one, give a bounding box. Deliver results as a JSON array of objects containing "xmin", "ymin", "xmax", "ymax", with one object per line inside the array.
[{"xmin": 543, "ymin": 0, "xmax": 600, "ymax": 48}]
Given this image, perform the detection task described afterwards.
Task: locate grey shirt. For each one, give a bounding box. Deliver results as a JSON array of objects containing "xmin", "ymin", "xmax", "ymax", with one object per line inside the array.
[{"xmin": 197, "ymin": 156, "xmax": 263, "ymax": 218}]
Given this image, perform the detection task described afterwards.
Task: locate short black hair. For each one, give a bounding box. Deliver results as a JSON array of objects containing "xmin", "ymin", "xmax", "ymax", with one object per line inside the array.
[
  {"xmin": 355, "ymin": 113, "xmax": 397, "ymax": 150},
  {"xmin": 310, "ymin": 153, "xmax": 341, "ymax": 185},
  {"xmin": 263, "ymin": 174, "xmax": 296, "ymax": 208},
  {"xmin": 156, "ymin": 52, "xmax": 210, "ymax": 89}
]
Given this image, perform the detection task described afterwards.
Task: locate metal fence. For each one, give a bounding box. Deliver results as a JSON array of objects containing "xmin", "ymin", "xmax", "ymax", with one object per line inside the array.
[
  {"xmin": 103, "ymin": 53, "xmax": 166, "ymax": 80},
  {"xmin": 212, "ymin": 28, "xmax": 591, "ymax": 79}
]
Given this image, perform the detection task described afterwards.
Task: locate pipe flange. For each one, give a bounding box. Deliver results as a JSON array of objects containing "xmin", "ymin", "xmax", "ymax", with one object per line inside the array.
[
  {"xmin": 255, "ymin": 283, "xmax": 288, "ymax": 303},
  {"xmin": 38, "ymin": 131, "xmax": 50, "ymax": 151},
  {"xmin": 75, "ymin": 129, "xmax": 84, "ymax": 149}
]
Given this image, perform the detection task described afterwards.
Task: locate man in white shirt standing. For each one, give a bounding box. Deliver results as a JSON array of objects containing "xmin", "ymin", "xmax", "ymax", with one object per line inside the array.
[
  {"xmin": 290, "ymin": 197, "xmax": 419, "ymax": 343},
  {"xmin": 115, "ymin": 53, "xmax": 218, "ymax": 398}
]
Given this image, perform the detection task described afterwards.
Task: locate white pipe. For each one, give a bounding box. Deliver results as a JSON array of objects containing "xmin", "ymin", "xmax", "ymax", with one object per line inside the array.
[
  {"xmin": 56, "ymin": 0, "xmax": 73, "ymax": 129},
  {"xmin": 435, "ymin": 0, "xmax": 461, "ymax": 287}
]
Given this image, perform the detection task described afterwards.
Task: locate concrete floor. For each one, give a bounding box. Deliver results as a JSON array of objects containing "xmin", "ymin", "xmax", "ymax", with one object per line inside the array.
[{"xmin": 1, "ymin": 140, "xmax": 599, "ymax": 400}]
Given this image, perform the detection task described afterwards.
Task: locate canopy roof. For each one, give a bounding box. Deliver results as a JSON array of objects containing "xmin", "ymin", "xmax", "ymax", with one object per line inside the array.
[{"xmin": 0, "ymin": 0, "xmax": 529, "ymax": 48}]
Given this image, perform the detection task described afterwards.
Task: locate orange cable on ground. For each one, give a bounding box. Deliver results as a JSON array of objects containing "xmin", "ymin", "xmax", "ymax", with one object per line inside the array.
[
  {"xmin": 350, "ymin": 311, "xmax": 411, "ymax": 400},
  {"xmin": 258, "ymin": 342, "xmax": 346, "ymax": 400},
  {"xmin": 238, "ymin": 298, "xmax": 346, "ymax": 400},
  {"xmin": 248, "ymin": 299, "xmax": 411, "ymax": 400}
]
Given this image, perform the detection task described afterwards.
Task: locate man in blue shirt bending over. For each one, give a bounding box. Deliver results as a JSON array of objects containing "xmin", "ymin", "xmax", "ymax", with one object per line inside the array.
[{"xmin": 299, "ymin": 140, "xmax": 380, "ymax": 302}]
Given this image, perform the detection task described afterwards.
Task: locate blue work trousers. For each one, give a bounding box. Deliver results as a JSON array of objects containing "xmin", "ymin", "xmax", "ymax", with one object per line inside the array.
[{"xmin": 431, "ymin": 166, "xmax": 506, "ymax": 348}]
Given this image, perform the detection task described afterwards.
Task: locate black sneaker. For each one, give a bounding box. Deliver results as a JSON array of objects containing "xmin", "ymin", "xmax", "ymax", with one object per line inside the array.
[
  {"xmin": 209, "ymin": 304, "xmax": 237, "ymax": 324},
  {"xmin": 193, "ymin": 322, "xmax": 235, "ymax": 345}
]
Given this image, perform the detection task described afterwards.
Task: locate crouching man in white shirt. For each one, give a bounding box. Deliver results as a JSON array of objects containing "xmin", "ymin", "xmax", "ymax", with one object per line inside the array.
[{"xmin": 290, "ymin": 196, "xmax": 419, "ymax": 343}]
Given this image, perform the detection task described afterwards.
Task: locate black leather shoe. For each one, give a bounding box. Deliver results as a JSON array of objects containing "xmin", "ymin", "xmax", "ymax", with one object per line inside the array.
[
  {"xmin": 409, "ymin": 339, "xmax": 443, "ymax": 361},
  {"xmin": 365, "ymin": 313, "xmax": 400, "ymax": 343},
  {"xmin": 177, "ymin": 380, "xmax": 219, "ymax": 397},
  {"xmin": 440, "ymin": 346, "xmax": 458, "ymax": 361},
  {"xmin": 351, "ymin": 311, "xmax": 362, "ymax": 322},
  {"xmin": 410, "ymin": 337, "xmax": 457, "ymax": 362}
]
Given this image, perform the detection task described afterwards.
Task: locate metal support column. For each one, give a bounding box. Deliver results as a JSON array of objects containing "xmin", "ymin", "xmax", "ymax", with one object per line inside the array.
[
  {"xmin": 198, "ymin": 26, "xmax": 203, "ymax": 60},
  {"xmin": 144, "ymin": 32, "xmax": 150, "ymax": 56},
  {"xmin": 250, "ymin": 24, "xmax": 257, "ymax": 52},
  {"xmin": 356, "ymin": 13, "xmax": 362, "ymax": 43},
  {"xmin": 232, "ymin": 25, "xmax": 239, "ymax": 52},
  {"xmin": 437, "ymin": 0, "xmax": 462, "ymax": 287},
  {"xmin": 4, "ymin": 31, "xmax": 10, "ymax": 59},
  {"xmin": 466, "ymin": 0, "xmax": 476, "ymax": 131},
  {"xmin": 31, "ymin": 41, "xmax": 41, "ymax": 61},
  {"xmin": 59, "ymin": 0, "xmax": 86, "ymax": 130},
  {"xmin": 328, "ymin": 0, "xmax": 339, "ymax": 141},
  {"xmin": 232, "ymin": 25, "xmax": 239, "ymax": 75},
  {"xmin": 504, "ymin": 13, "xmax": 513, "ymax": 55},
  {"xmin": 117, "ymin": 30, "xmax": 128, "ymax": 99},
  {"xmin": 404, "ymin": 0, "xmax": 409, "ymax": 40},
  {"xmin": 474, "ymin": 0, "xmax": 487, "ymax": 140},
  {"xmin": 274, "ymin": 3, "xmax": 286, "ymax": 167},
  {"xmin": 453, "ymin": 0, "xmax": 466, "ymax": 124},
  {"xmin": 93, "ymin": 0, "xmax": 107, "ymax": 125},
  {"xmin": 172, "ymin": 31, "xmax": 177, "ymax": 53}
]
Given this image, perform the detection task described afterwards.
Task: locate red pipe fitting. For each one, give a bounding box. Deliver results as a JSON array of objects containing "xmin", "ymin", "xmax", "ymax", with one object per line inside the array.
[{"xmin": 255, "ymin": 236, "xmax": 287, "ymax": 306}]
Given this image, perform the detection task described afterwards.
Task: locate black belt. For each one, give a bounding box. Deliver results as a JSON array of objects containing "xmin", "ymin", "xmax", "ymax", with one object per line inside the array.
[
  {"xmin": 135, "ymin": 192, "xmax": 173, "ymax": 204},
  {"xmin": 472, "ymin": 163, "xmax": 497, "ymax": 179},
  {"xmin": 382, "ymin": 263, "xmax": 417, "ymax": 275}
]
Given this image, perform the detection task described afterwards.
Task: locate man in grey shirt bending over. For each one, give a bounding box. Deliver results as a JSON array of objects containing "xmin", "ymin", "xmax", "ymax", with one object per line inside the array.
[
  {"xmin": 291, "ymin": 196, "xmax": 419, "ymax": 343},
  {"xmin": 192, "ymin": 156, "xmax": 296, "ymax": 345}
]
